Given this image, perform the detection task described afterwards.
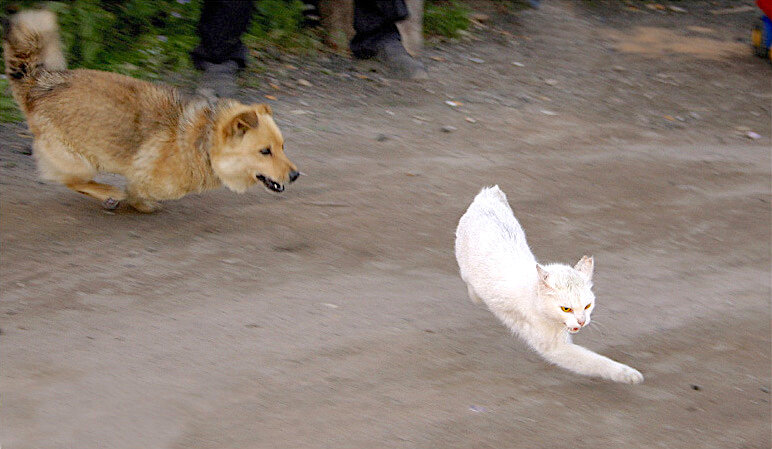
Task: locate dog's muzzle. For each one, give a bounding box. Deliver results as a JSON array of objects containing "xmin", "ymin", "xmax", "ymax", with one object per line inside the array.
[{"xmin": 256, "ymin": 175, "xmax": 284, "ymax": 192}]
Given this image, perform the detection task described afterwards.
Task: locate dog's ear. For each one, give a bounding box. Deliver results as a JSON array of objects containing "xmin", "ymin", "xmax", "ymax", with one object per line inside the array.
[
  {"xmin": 227, "ymin": 110, "xmax": 259, "ymax": 138},
  {"xmin": 255, "ymin": 103, "xmax": 272, "ymax": 116}
]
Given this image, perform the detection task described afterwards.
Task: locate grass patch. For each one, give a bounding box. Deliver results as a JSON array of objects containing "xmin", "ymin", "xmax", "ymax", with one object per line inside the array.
[
  {"xmin": 246, "ymin": 0, "xmax": 321, "ymax": 55},
  {"xmin": 0, "ymin": 77, "xmax": 24, "ymax": 123},
  {"xmin": 0, "ymin": 0, "xmax": 321, "ymax": 81},
  {"xmin": 424, "ymin": 0, "xmax": 471, "ymax": 38}
]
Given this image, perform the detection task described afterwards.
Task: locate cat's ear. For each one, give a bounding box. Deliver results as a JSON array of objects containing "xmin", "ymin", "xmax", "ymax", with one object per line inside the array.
[
  {"xmin": 574, "ymin": 256, "xmax": 594, "ymax": 280},
  {"xmin": 536, "ymin": 264, "xmax": 553, "ymax": 289}
]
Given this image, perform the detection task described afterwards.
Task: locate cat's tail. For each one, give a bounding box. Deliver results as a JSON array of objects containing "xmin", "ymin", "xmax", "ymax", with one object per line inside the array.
[
  {"xmin": 2, "ymin": 9, "xmax": 66, "ymax": 106},
  {"xmin": 476, "ymin": 185, "xmax": 509, "ymax": 205}
]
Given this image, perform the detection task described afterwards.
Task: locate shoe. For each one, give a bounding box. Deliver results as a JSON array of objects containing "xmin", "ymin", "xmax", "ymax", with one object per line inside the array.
[
  {"xmin": 196, "ymin": 60, "xmax": 239, "ymax": 100},
  {"xmin": 364, "ymin": 39, "xmax": 428, "ymax": 80}
]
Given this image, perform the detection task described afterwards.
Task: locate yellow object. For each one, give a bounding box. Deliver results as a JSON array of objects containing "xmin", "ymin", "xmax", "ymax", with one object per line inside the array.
[{"xmin": 752, "ymin": 28, "xmax": 762, "ymax": 47}]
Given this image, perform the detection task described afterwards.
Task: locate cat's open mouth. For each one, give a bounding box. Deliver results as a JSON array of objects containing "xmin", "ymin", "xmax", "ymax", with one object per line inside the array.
[{"xmin": 568, "ymin": 326, "xmax": 581, "ymax": 333}]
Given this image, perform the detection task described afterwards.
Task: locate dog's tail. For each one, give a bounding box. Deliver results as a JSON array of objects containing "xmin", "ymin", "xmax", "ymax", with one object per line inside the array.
[{"xmin": 2, "ymin": 9, "xmax": 66, "ymax": 99}]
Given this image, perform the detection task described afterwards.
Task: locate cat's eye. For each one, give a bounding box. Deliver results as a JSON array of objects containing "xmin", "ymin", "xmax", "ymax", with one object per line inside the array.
[
  {"xmin": 261, "ymin": 148, "xmax": 272, "ymax": 155},
  {"xmin": 585, "ymin": 303, "xmax": 592, "ymax": 310},
  {"xmin": 560, "ymin": 306, "xmax": 572, "ymax": 313}
]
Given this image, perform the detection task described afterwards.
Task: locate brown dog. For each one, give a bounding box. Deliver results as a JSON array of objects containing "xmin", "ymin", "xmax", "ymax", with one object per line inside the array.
[{"xmin": 2, "ymin": 10, "xmax": 299, "ymax": 212}]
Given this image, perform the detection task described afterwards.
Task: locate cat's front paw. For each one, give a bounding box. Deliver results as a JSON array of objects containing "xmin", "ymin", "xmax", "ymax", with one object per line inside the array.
[{"xmin": 611, "ymin": 365, "xmax": 644, "ymax": 384}]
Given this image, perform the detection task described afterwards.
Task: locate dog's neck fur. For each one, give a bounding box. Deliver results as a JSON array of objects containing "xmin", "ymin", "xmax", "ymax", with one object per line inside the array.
[{"xmin": 176, "ymin": 97, "xmax": 224, "ymax": 194}]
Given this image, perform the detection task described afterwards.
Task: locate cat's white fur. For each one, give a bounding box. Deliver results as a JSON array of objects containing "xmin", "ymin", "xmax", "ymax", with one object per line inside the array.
[{"xmin": 455, "ymin": 186, "xmax": 643, "ymax": 384}]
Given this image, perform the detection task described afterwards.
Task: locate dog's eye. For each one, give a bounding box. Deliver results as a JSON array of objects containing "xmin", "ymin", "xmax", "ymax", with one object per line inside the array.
[
  {"xmin": 260, "ymin": 148, "xmax": 272, "ymax": 155},
  {"xmin": 560, "ymin": 306, "xmax": 573, "ymax": 313}
]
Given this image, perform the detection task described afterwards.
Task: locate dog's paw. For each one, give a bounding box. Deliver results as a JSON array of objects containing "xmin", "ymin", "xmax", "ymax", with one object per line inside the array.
[
  {"xmin": 129, "ymin": 199, "xmax": 160, "ymax": 214},
  {"xmin": 102, "ymin": 197, "xmax": 121, "ymax": 210},
  {"xmin": 611, "ymin": 365, "xmax": 644, "ymax": 384}
]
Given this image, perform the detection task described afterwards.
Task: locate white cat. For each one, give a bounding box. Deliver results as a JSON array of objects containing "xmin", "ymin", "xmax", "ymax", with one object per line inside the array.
[{"xmin": 455, "ymin": 186, "xmax": 643, "ymax": 384}]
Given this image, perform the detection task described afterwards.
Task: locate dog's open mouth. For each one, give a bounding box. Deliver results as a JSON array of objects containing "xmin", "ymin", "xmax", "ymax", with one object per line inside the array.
[{"xmin": 256, "ymin": 175, "xmax": 284, "ymax": 192}]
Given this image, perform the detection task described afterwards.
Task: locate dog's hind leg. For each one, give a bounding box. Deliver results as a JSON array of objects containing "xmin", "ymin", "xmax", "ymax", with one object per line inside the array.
[
  {"xmin": 34, "ymin": 137, "xmax": 125, "ymax": 209},
  {"xmin": 65, "ymin": 181, "xmax": 127, "ymax": 209}
]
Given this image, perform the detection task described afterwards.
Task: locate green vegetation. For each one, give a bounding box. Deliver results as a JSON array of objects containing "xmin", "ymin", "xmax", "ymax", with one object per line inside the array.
[
  {"xmin": 424, "ymin": 0, "xmax": 471, "ymax": 38},
  {"xmin": 0, "ymin": 78, "xmax": 24, "ymax": 123},
  {"xmin": 0, "ymin": 0, "xmax": 320, "ymax": 122},
  {"xmin": 247, "ymin": 0, "xmax": 320, "ymax": 53},
  {"xmin": 0, "ymin": 0, "xmax": 319, "ymax": 78}
]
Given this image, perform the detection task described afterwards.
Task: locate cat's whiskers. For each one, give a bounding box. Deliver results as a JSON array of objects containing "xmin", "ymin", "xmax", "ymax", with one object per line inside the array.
[{"xmin": 586, "ymin": 320, "xmax": 608, "ymax": 337}]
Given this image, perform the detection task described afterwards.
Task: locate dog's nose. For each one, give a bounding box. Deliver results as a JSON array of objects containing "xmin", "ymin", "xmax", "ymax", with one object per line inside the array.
[{"xmin": 288, "ymin": 170, "xmax": 300, "ymax": 183}]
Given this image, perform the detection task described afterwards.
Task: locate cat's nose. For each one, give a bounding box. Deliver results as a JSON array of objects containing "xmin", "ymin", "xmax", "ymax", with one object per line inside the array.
[{"xmin": 577, "ymin": 318, "xmax": 586, "ymax": 326}]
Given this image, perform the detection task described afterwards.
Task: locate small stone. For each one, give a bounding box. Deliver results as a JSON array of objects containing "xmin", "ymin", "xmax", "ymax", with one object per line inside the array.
[
  {"xmin": 544, "ymin": 79, "xmax": 558, "ymax": 86},
  {"xmin": 761, "ymin": 386, "xmax": 770, "ymax": 393},
  {"xmin": 691, "ymin": 384, "xmax": 701, "ymax": 391},
  {"xmin": 470, "ymin": 13, "xmax": 490, "ymax": 22},
  {"xmin": 689, "ymin": 111, "xmax": 701, "ymax": 120},
  {"xmin": 469, "ymin": 57, "xmax": 485, "ymax": 64},
  {"xmin": 465, "ymin": 117, "xmax": 477, "ymax": 123},
  {"xmin": 540, "ymin": 109, "xmax": 557, "ymax": 116},
  {"xmin": 612, "ymin": 65, "xmax": 627, "ymax": 72},
  {"xmin": 222, "ymin": 259, "xmax": 239, "ymax": 265},
  {"xmin": 12, "ymin": 145, "xmax": 32, "ymax": 155},
  {"xmin": 128, "ymin": 231, "xmax": 140, "ymax": 238},
  {"xmin": 297, "ymin": 79, "xmax": 312, "ymax": 87},
  {"xmin": 441, "ymin": 125, "xmax": 457, "ymax": 133},
  {"xmin": 512, "ymin": 61, "xmax": 525, "ymax": 67},
  {"xmin": 376, "ymin": 134, "xmax": 390, "ymax": 142},
  {"xmin": 445, "ymin": 100, "xmax": 462, "ymax": 107},
  {"xmin": 668, "ymin": 5, "xmax": 687, "ymax": 12},
  {"xmin": 746, "ymin": 131, "xmax": 762, "ymax": 140}
]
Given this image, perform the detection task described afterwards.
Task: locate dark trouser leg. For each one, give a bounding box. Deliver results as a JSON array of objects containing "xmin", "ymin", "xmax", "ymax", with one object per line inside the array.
[
  {"xmin": 350, "ymin": 0, "xmax": 409, "ymax": 58},
  {"xmin": 191, "ymin": 0, "xmax": 255, "ymax": 70},
  {"xmin": 350, "ymin": 0, "xmax": 427, "ymax": 79}
]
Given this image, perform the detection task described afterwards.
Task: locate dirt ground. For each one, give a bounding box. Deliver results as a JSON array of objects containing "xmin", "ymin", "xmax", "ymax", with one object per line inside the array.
[{"xmin": 1, "ymin": 2, "xmax": 770, "ymax": 448}]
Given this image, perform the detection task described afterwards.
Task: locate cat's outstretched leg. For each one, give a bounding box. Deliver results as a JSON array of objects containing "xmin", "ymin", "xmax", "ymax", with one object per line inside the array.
[{"xmin": 540, "ymin": 341, "xmax": 643, "ymax": 384}]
